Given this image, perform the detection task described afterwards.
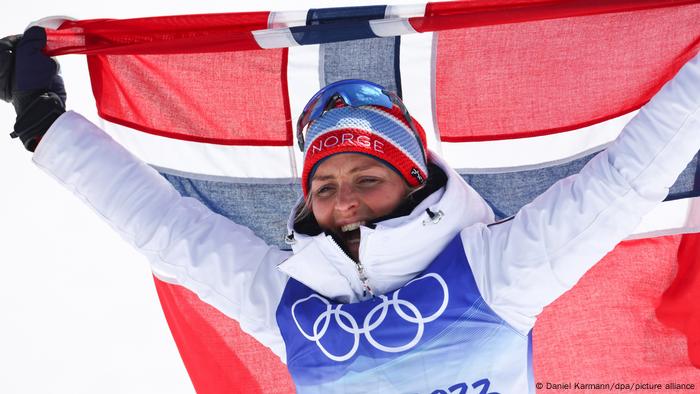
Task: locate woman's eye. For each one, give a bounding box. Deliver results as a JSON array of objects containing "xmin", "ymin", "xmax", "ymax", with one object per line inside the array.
[
  {"xmin": 358, "ymin": 177, "xmax": 379, "ymax": 186},
  {"xmin": 315, "ymin": 185, "xmax": 335, "ymax": 196}
]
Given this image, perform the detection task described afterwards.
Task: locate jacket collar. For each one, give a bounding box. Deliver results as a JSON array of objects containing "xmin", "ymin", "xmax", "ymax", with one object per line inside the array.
[{"xmin": 278, "ymin": 152, "xmax": 494, "ymax": 303}]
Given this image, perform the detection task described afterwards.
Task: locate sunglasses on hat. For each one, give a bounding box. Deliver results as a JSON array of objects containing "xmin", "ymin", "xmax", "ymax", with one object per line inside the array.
[{"xmin": 296, "ymin": 79, "xmax": 425, "ymax": 163}]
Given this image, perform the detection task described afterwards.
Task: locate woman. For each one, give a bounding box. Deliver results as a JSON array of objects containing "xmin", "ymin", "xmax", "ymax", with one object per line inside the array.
[{"xmin": 5, "ymin": 27, "xmax": 700, "ymax": 393}]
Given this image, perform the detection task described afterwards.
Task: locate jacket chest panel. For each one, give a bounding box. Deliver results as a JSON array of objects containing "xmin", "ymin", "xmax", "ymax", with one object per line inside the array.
[{"xmin": 275, "ymin": 235, "xmax": 530, "ymax": 392}]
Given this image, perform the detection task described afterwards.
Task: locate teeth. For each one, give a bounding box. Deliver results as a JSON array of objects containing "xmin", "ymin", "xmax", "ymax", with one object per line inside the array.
[{"xmin": 341, "ymin": 222, "xmax": 365, "ymax": 232}]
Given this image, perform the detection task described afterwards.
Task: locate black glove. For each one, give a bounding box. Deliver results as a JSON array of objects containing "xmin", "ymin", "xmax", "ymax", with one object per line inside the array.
[
  {"xmin": 0, "ymin": 34, "xmax": 20, "ymax": 102},
  {"xmin": 1, "ymin": 26, "xmax": 66, "ymax": 152}
]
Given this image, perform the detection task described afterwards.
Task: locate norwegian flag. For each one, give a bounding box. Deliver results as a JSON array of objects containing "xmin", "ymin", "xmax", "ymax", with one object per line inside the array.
[{"xmin": 35, "ymin": 0, "xmax": 700, "ymax": 392}]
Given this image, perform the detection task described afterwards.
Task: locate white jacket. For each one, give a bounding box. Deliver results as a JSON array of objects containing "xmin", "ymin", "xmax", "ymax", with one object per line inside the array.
[{"xmin": 32, "ymin": 52, "xmax": 700, "ymax": 369}]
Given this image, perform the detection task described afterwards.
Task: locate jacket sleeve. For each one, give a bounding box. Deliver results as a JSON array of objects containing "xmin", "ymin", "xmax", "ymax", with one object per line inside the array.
[
  {"xmin": 32, "ymin": 111, "xmax": 292, "ymax": 360},
  {"xmin": 460, "ymin": 53, "xmax": 700, "ymax": 335}
]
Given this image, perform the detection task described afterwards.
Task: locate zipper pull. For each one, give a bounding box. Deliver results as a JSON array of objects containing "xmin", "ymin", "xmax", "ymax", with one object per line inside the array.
[
  {"xmin": 284, "ymin": 232, "xmax": 296, "ymax": 245},
  {"xmin": 422, "ymin": 208, "xmax": 444, "ymax": 225},
  {"xmin": 355, "ymin": 261, "xmax": 375, "ymax": 297},
  {"xmin": 325, "ymin": 234, "xmax": 375, "ymax": 299}
]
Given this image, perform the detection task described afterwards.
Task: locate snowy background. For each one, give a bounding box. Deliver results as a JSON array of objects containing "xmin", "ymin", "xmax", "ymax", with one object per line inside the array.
[{"xmin": 0, "ymin": 1, "xmax": 416, "ymax": 393}]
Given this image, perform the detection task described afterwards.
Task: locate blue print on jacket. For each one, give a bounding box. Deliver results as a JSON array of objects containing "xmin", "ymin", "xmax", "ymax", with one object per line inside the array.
[{"xmin": 276, "ymin": 235, "xmax": 533, "ymax": 393}]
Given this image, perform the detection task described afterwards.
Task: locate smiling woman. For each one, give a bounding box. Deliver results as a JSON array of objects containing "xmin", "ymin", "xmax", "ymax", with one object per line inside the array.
[
  {"xmin": 307, "ymin": 153, "xmax": 411, "ymax": 262},
  {"xmin": 292, "ymin": 80, "xmax": 436, "ymax": 264}
]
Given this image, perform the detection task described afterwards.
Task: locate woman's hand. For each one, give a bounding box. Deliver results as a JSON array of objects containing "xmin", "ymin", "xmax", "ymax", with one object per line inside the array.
[
  {"xmin": 1, "ymin": 26, "xmax": 65, "ymax": 152},
  {"xmin": 0, "ymin": 34, "xmax": 20, "ymax": 102}
]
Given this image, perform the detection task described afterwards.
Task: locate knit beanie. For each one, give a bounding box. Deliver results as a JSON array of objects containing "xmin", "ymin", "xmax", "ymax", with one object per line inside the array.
[{"xmin": 301, "ymin": 104, "xmax": 428, "ymax": 197}]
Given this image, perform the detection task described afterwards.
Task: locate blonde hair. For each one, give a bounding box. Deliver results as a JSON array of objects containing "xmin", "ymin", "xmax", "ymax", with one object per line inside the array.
[{"xmin": 293, "ymin": 192, "xmax": 315, "ymax": 226}]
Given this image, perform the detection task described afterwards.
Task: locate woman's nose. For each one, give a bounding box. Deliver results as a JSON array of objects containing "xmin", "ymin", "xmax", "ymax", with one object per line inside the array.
[{"xmin": 334, "ymin": 184, "xmax": 359, "ymax": 211}]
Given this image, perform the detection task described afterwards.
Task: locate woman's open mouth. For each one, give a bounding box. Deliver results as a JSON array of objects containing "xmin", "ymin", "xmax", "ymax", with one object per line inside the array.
[
  {"xmin": 339, "ymin": 221, "xmax": 365, "ymax": 245},
  {"xmin": 340, "ymin": 221, "xmax": 366, "ymax": 232}
]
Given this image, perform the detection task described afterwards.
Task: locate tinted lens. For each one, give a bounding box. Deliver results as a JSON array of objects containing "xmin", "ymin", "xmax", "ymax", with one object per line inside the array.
[
  {"xmin": 298, "ymin": 80, "xmax": 392, "ymax": 131},
  {"xmin": 337, "ymin": 83, "xmax": 392, "ymax": 109}
]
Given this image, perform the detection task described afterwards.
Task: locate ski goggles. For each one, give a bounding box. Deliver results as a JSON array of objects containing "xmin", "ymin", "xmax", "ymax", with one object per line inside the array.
[{"xmin": 296, "ymin": 79, "xmax": 423, "ymax": 157}]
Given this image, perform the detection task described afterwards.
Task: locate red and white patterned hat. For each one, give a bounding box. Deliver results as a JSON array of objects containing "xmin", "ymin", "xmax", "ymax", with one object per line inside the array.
[{"xmin": 301, "ymin": 104, "xmax": 428, "ymax": 197}]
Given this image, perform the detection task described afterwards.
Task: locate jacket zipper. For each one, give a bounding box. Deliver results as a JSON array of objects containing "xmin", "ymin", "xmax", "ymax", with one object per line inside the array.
[{"xmin": 327, "ymin": 235, "xmax": 374, "ymax": 298}]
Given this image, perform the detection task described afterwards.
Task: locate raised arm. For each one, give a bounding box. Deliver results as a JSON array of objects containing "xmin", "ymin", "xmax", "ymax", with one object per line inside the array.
[
  {"xmin": 461, "ymin": 52, "xmax": 700, "ymax": 335},
  {"xmin": 4, "ymin": 28, "xmax": 291, "ymax": 359}
]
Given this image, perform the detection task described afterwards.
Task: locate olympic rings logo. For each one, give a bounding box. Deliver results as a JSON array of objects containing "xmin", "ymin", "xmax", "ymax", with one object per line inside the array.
[{"xmin": 291, "ymin": 273, "xmax": 449, "ymax": 362}]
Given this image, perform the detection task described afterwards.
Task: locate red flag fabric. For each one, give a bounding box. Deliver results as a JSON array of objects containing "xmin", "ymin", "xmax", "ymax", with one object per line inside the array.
[
  {"xmin": 535, "ymin": 236, "xmax": 699, "ymax": 386},
  {"xmin": 154, "ymin": 279, "xmax": 294, "ymax": 393},
  {"xmin": 433, "ymin": 6, "xmax": 700, "ymax": 141},
  {"xmin": 86, "ymin": 49, "xmax": 292, "ymax": 145},
  {"xmin": 657, "ymin": 233, "xmax": 700, "ymax": 370}
]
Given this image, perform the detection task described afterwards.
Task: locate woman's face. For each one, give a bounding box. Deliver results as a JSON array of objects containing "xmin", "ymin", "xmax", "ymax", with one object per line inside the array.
[{"xmin": 309, "ymin": 153, "xmax": 409, "ymax": 261}]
